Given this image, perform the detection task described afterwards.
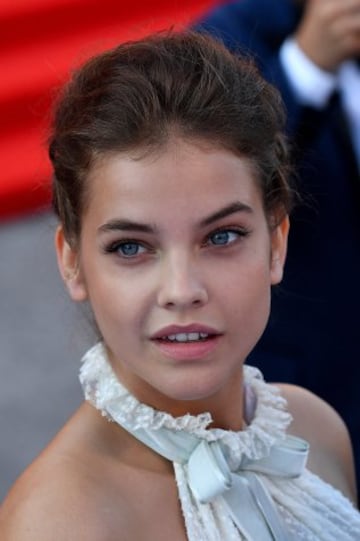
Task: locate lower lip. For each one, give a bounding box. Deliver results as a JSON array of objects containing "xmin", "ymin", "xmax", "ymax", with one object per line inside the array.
[{"xmin": 152, "ymin": 336, "xmax": 221, "ymax": 361}]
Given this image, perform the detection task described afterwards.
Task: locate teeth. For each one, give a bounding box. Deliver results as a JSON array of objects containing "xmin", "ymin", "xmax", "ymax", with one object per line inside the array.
[{"xmin": 165, "ymin": 332, "xmax": 209, "ymax": 342}]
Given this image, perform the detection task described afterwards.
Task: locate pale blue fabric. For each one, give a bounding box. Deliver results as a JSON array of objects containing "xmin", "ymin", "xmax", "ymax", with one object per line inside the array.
[{"xmin": 106, "ymin": 399, "xmax": 309, "ymax": 541}]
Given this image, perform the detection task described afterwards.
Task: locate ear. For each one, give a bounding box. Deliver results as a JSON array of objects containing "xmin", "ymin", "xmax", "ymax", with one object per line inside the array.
[
  {"xmin": 55, "ymin": 226, "xmax": 88, "ymax": 302},
  {"xmin": 270, "ymin": 216, "xmax": 290, "ymax": 285}
]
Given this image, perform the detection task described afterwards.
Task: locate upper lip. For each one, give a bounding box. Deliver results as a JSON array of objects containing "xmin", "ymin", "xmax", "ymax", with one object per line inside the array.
[{"xmin": 151, "ymin": 324, "xmax": 221, "ymax": 340}]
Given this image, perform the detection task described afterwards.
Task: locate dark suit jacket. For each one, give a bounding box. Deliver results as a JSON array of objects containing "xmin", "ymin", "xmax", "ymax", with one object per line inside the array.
[{"xmin": 196, "ymin": 0, "xmax": 360, "ymax": 484}]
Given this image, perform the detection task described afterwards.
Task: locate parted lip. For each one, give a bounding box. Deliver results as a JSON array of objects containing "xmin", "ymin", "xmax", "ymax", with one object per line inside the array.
[{"xmin": 151, "ymin": 323, "xmax": 221, "ymax": 340}]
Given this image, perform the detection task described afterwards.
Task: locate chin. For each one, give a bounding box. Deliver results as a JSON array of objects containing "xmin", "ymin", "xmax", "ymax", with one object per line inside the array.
[{"xmin": 156, "ymin": 373, "xmax": 233, "ymax": 406}]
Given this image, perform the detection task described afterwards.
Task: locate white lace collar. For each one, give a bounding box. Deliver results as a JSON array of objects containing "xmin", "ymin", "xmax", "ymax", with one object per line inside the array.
[
  {"xmin": 79, "ymin": 342, "xmax": 292, "ymax": 465},
  {"xmin": 78, "ymin": 344, "xmax": 360, "ymax": 541}
]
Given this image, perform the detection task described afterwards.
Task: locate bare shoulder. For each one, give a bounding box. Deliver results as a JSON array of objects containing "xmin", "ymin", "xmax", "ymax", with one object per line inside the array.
[
  {"xmin": 0, "ymin": 454, "xmax": 107, "ymax": 540},
  {"xmin": 0, "ymin": 443, "xmax": 132, "ymax": 540},
  {"xmin": 276, "ymin": 383, "xmax": 357, "ymax": 504},
  {"xmin": 0, "ymin": 404, "xmax": 131, "ymax": 540},
  {"xmin": 0, "ymin": 402, "xmax": 182, "ymax": 540}
]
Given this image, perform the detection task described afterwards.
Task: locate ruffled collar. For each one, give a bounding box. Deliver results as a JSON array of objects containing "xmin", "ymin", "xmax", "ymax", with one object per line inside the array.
[{"xmin": 79, "ymin": 342, "xmax": 292, "ymax": 465}]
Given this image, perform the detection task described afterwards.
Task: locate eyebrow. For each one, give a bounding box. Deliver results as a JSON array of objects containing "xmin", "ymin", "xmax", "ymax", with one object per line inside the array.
[
  {"xmin": 97, "ymin": 201, "xmax": 253, "ymax": 235},
  {"xmin": 98, "ymin": 220, "xmax": 156, "ymax": 235},
  {"xmin": 199, "ymin": 201, "xmax": 253, "ymax": 227}
]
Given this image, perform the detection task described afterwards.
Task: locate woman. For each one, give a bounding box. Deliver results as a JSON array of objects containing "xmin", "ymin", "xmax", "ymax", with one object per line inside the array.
[{"xmin": 0, "ymin": 31, "xmax": 359, "ymax": 540}]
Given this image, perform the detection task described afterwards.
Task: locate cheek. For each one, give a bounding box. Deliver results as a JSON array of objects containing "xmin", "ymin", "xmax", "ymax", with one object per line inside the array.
[
  {"xmin": 96, "ymin": 285, "xmax": 132, "ymax": 318},
  {"xmin": 227, "ymin": 271, "xmax": 271, "ymax": 315},
  {"xmin": 228, "ymin": 276, "xmax": 271, "ymax": 355},
  {"xmin": 221, "ymin": 241, "xmax": 273, "ymax": 294},
  {"xmin": 221, "ymin": 253, "xmax": 272, "ymax": 322},
  {"xmin": 84, "ymin": 268, "xmax": 154, "ymax": 342}
]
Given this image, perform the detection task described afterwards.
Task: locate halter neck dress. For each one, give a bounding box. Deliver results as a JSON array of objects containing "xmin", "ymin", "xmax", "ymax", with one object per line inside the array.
[{"xmin": 79, "ymin": 343, "xmax": 360, "ymax": 541}]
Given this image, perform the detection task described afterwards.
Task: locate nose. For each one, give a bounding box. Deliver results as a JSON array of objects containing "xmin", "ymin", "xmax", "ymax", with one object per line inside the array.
[{"xmin": 157, "ymin": 253, "xmax": 208, "ymax": 310}]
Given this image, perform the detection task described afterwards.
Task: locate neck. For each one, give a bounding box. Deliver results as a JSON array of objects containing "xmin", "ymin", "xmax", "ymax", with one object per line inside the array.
[{"xmin": 123, "ymin": 369, "xmax": 245, "ymax": 432}]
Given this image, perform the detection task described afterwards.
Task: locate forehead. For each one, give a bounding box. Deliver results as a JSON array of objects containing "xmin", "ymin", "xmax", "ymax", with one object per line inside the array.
[{"xmin": 83, "ymin": 139, "xmax": 262, "ymax": 224}]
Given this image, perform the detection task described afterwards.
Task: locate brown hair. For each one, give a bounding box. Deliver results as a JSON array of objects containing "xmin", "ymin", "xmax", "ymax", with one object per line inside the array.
[{"xmin": 49, "ymin": 31, "xmax": 293, "ymax": 244}]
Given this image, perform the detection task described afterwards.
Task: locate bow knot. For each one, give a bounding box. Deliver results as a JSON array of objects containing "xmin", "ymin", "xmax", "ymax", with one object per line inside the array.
[
  {"xmin": 187, "ymin": 436, "xmax": 308, "ymax": 503},
  {"xmin": 106, "ymin": 400, "xmax": 309, "ymax": 540},
  {"xmin": 188, "ymin": 440, "xmax": 232, "ymax": 502},
  {"xmin": 186, "ymin": 436, "xmax": 309, "ymax": 540}
]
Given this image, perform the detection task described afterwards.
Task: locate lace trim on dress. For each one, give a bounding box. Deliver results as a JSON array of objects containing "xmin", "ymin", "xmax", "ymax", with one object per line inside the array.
[
  {"xmin": 79, "ymin": 343, "xmax": 360, "ymax": 541},
  {"xmin": 79, "ymin": 342, "xmax": 292, "ymax": 468}
]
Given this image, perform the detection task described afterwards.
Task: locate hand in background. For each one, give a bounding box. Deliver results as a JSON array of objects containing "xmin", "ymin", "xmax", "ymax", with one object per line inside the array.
[{"xmin": 295, "ymin": 0, "xmax": 360, "ymax": 70}]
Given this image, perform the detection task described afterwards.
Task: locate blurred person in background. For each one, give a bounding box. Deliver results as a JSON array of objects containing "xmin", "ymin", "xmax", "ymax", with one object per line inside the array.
[{"xmin": 196, "ymin": 0, "xmax": 360, "ymax": 488}]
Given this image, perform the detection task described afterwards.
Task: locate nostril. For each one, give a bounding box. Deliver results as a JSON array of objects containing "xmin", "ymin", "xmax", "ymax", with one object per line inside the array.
[{"xmin": 157, "ymin": 276, "xmax": 209, "ymax": 308}]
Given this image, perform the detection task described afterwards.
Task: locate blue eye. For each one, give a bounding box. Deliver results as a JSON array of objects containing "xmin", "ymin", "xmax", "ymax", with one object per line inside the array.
[
  {"xmin": 117, "ymin": 242, "xmax": 145, "ymax": 257},
  {"xmin": 104, "ymin": 240, "xmax": 147, "ymax": 258},
  {"xmin": 208, "ymin": 230, "xmax": 240, "ymax": 246}
]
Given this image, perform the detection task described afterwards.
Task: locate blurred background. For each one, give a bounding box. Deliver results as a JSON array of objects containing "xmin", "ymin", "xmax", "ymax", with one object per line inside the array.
[{"xmin": 0, "ymin": 0, "xmax": 218, "ymax": 502}]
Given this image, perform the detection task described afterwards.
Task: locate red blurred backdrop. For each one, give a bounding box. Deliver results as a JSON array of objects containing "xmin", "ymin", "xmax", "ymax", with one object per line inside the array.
[{"xmin": 0, "ymin": 0, "xmax": 219, "ymax": 220}]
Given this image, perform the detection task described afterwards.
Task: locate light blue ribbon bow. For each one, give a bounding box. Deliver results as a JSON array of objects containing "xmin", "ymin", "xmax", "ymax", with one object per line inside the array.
[
  {"xmin": 106, "ymin": 402, "xmax": 309, "ymax": 541},
  {"xmin": 187, "ymin": 436, "xmax": 308, "ymax": 540}
]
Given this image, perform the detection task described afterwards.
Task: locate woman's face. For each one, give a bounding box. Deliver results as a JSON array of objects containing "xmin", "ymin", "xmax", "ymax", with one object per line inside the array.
[{"xmin": 57, "ymin": 138, "xmax": 288, "ymax": 415}]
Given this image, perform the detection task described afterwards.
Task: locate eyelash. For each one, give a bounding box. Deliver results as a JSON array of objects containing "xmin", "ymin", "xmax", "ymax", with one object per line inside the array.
[
  {"xmin": 103, "ymin": 227, "xmax": 251, "ymax": 259},
  {"xmin": 103, "ymin": 240, "xmax": 150, "ymax": 258},
  {"xmin": 205, "ymin": 227, "xmax": 250, "ymax": 247}
]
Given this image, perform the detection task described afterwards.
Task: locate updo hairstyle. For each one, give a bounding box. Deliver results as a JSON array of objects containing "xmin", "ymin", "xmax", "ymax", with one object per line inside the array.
[{"xmin": 49, "ymin": 31, "xmax": 293, "ymax": 245}]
